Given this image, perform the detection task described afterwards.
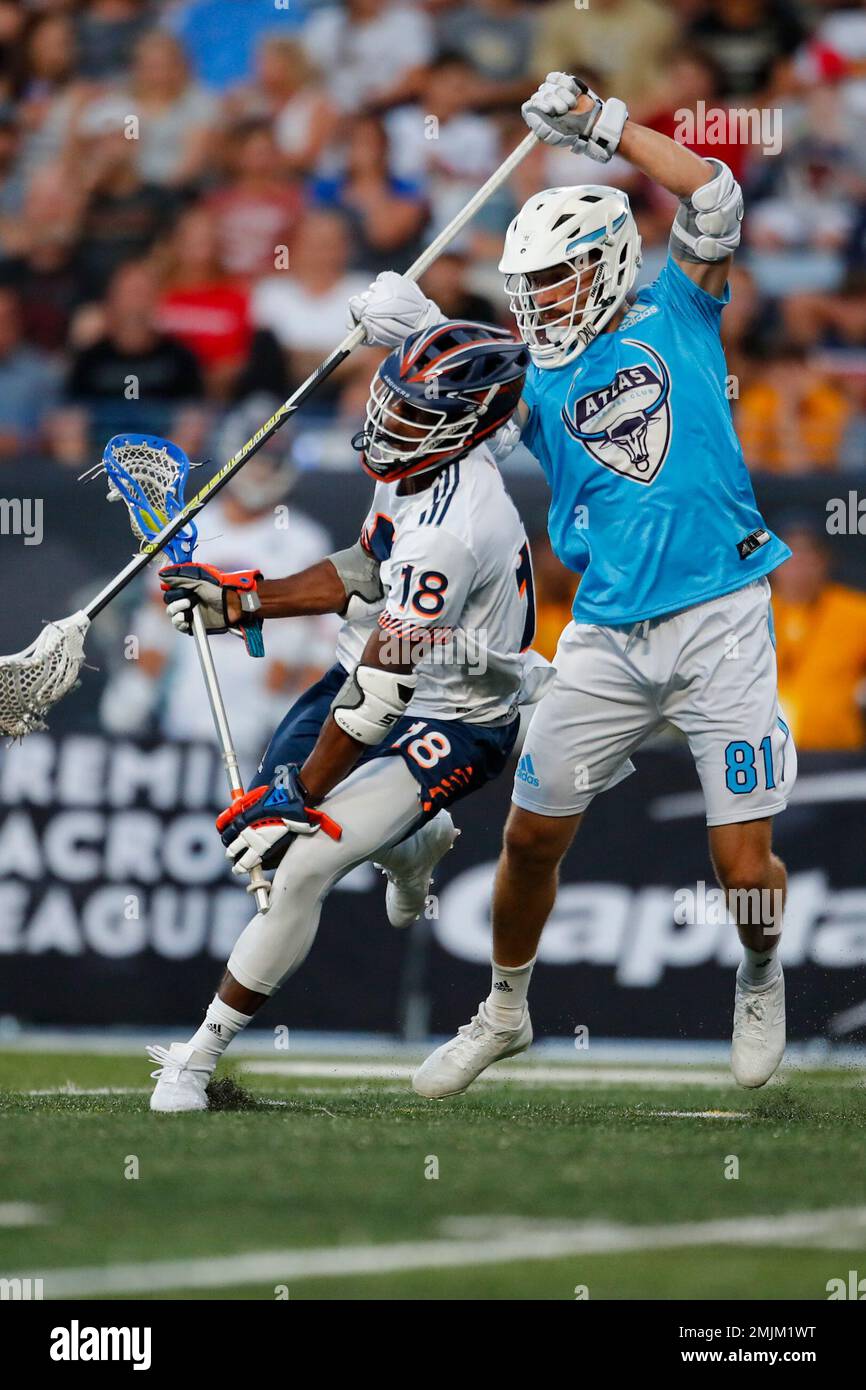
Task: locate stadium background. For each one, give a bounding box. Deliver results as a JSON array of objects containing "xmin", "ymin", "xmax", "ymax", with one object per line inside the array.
[{"xmin": 1, "ymin": 0, "xmax": 865, "ymax": 1047}]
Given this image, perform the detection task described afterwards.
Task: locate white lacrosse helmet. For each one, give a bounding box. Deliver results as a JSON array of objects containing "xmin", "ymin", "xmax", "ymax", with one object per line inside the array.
[{"xmin": 499, "ymin": 185, "xmax": 642, "ymax": 370}]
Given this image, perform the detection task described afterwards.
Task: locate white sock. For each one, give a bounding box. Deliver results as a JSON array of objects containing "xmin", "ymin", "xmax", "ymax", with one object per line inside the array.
[
  {"xmin": 738, "ymin": 942, "xmax": 781, "ymax": 989},
  {"xmin": 486, "ymin": 958, "xmax": 535, "ymax": 1027},
  {"xmin": 186, "ymin": 995, "xmax": 253, "ymax": 1073}
]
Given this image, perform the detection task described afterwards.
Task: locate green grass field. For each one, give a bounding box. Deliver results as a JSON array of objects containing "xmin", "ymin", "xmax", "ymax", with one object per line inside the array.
[{"xmin": 1, "ymin": 1049, "xmax": 864, "ymax": 1300}]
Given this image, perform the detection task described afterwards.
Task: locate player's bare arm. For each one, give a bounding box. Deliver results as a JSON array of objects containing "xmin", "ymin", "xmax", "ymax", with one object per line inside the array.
[
  {"xmin": 250, "ymin": 559, "xmax": 349, "ymax": 619},
  {"xmin": 160, "ymin": 546, "xmax": 383, "ymax": 632},
  {"xmin": 617, "ymin": 121, "xmax": 738, "ymax": 298}
]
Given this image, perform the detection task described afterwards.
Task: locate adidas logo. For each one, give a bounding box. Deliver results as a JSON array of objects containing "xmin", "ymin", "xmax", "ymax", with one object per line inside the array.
[
  {"xmin": 493, "ymin": 980, "xmax": 513, "ymax": 993},
  {"xmin": 515, "ymin": 754, "xmax": 540, "ymax": 788},
  {"xmin": 206, "ymin": 1021, "xmax": 223, "ymax": 1036},
  {"xmin": 264, "ymin": 786, "xmax": 290, "ymax": 808}
]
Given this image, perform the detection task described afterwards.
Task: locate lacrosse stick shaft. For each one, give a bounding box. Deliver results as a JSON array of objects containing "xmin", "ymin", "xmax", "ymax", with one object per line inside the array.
[
  {"xmin": 83, "ymin": 132, "xmax": 538, "ymax": 620},
  {"xmin": 190, "ymin": 606, "xmax": 271, "ymax": 914}
]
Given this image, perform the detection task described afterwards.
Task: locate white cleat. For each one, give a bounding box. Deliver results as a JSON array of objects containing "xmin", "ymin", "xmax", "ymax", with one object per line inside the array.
[
  {"xmin": 147, "ymin": 1042, "xmax": 211, "ymax": 1113},
  {"xmin": 413, "ymin": 1000, "xmax": 532, "ymax": 1099},
  {"xmin": 375, "ymin": 810, "xmax": 460, "ymax": 928},
  {"xmin": 731, "ymin": 968, "xmax": 786, "ymax": 1088}
]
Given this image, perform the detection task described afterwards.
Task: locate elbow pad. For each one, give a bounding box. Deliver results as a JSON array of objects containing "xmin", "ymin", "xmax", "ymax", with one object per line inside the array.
[
  {"xmin": 327, "ymin": 541, "xmax": 385, "ymax": 620},
  {"xmin": 670, "ymin": 158, "xmax": 743, "ymax": 264},
  {"xmin": 332, "ymin": 663, "xmax": 417, "ymax": 746}
]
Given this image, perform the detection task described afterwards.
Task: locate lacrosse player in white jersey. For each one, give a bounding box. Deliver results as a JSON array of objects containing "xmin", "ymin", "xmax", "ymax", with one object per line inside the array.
[
  {"xmin": 348, "ymin": 74, "xmax": 796, "ymax": 1097},
  {"xmin": 147, "ymin": 320, "xmax": 552, "ymax": 1112}
]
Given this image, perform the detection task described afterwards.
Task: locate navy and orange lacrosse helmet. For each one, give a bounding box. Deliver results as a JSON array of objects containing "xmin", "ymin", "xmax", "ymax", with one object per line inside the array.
[{"xmin": 353, "ymin": 319, "xmax": 529, "ymax": 482}]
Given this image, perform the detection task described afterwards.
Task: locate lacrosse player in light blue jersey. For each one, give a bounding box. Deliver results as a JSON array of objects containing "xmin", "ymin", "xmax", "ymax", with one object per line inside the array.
[{"xmin": 350, "ymin": 74, "xmax": 796, "ymax": 1097}]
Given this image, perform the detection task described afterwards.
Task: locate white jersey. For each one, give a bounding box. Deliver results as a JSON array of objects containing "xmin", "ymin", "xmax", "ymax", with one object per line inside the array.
[{"xmin": 334, "ymin": 446, "xmax": 541, "ymax": 724}]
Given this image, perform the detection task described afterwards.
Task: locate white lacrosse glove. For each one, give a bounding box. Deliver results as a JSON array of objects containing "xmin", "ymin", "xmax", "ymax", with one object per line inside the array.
[
  {"xmin": 487, "ymin": 416, "xmax": 524, "ymax": 463},
  {"xmin": 347, "ymin": 271, "xmax": 444, "ymax": 347},
  {"xmin": 522, "ymin": 73, "xmax": 628, "ymax": 164}
]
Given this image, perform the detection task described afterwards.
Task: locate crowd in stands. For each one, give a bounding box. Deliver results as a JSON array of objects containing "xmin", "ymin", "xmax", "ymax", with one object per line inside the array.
[{"xmin": 2, "ymin": 0, "xmax": 865, "ymax": 751}]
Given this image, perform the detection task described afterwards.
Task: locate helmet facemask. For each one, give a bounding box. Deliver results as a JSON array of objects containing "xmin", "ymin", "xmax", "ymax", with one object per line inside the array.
[
  {"xmin": 505, "ymin": 246, "xmax": 620, "ymax": 369},
  {"xmin": 357, "ymin": 368, "xmax": 495, "ymax": 482}
]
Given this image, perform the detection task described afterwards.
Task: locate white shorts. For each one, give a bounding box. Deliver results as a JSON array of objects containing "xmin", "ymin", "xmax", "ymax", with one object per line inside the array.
[{"xmin": 513, "ymin": 578, "xmax": 797, "ymax": 826}]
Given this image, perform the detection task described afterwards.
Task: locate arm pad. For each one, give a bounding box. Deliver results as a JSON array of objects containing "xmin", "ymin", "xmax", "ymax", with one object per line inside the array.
[
  {"xmin": 670, "ymin": 158, "xmax": 743, "ymax": 264},
  {"xmin": 331, "ymin": 663, "xmax": 417, "ymax": 746},
  {"xmin": 326, "ymin": 541, "xmax": 386, "ymax": 620}
]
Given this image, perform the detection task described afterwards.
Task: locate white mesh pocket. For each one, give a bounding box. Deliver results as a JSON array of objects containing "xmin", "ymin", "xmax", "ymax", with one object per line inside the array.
[{"xmin": 0, "ymin": 612, "xmax": 90, "ymax": 738}]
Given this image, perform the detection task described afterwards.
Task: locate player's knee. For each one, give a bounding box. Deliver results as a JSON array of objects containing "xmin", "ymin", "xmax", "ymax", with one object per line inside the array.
[
  {"xmin": 270, "ymin": 834, "xmax": 340, "ymax": 905},
  {"xmin": 502, "ymin": 809, "xmax": 572, "ymax": 875}
]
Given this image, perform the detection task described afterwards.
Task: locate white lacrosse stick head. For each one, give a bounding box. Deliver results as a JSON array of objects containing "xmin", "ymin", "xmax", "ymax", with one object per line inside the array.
[{"xmin": 0, "ymin": 611, "xmax": 91, "ymax": 738}]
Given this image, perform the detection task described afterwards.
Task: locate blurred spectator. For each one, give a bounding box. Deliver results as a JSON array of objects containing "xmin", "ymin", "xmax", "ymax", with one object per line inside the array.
[
  {"xmin": 736, "ymin": 345, "xmax": 852, "ymax": 472},
  {"xmin": 721, "ymin": 263, "xmax": 768, "ymax": 391},
  {"xmin": 228, "ymin": 35, "xmax": 337, "ymax": 177},
  {"xmin": 312, "ymin": 115, "xmax": 428, "ymax": 275},
  {"xmin": 100, "ymin": 397, "xmax": 337, "ymax": 761},
  {"xmin": 435, "ymin": 0, "xmax": 534, "ymax": 109},
  {"xmin": 529, "ymin": 533, "xmax": 576, "ymax": 663},
  {"xmin": 122, "ymin": 29, "xmax": 218, "ymax": 188},
  {"xmin": 0, "ymin": 101, "xmax": 22, "ymax": 223},
  {"xmin": 15, "ymin": 11, "xmax": 91, "ymax": 181},
  {"xmin": 771, "ymin": 520, "xmax": 866, "ymax": 750},
  {"xmin": 782, "ymin": 270, "xmax": 866, "ymax": 350},
  {"xmin": 745, "ymin": 123, "xmax": 857, "ymax": 297},
  {"xmin": 687, "ymin": 0, "xmax": 807, "ymax": 98},
  {"xmin": 0, "ymin": 287, "xmax": 62, "ymax": 460},
  {"xmin": 75, "ymin": 0, "xmax": 152, "ymax": 82},
  {"xmin": 72, "ymin": 98, "xmax": 174, "ymax": 300},
  {"xmin": 41, "ymin": 405, "xmax": 93, "ymax": 473},
  {"xmin": 168, "ymin": 0, "xmax": 307, "ymax": 94},
  {"xmin": 834, "ymin": 367, "xmax": 866, "ymax": 470},
  {"xmin": 154, "ymin": 205, "xmax": 252, "ymax": 398},
  {"xmin": 0, "ymin": 3, "xmax": 25, "ymax": 95},
  {"xmin": 252, "ymin": 210, "xmax": 370, "ymax": 393},
  {"xmin": 303, "ymin": 0, "xmax": 434, "ymax": 113},
  {"xmin": 386, "ymin": 53, "xmax": 499, "ymax": 237},
  {"xmin": 292, "ymin": 345, "xmax": 391, "ymax": 470},
  {"xmin": 67, "ymin": 259, "xmax": 204, "ymax": 434},
  {"xmin": 418, "ymin": 252, "xmax": 498, "ymax": 324},
  {"xmin": 0, "ymin": 163, "xmax": 80, "ymax": 351},
  {"xmin": 533, "ymin": 0, "xmax": 678, "ymax": 103},
  {"xmin": 206, "ymin": 120, "xmax": 303, "ymax": 281}
]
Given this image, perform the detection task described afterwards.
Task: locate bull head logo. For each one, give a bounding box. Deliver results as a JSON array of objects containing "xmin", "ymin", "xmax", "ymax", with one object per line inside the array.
[
  {"xmin": 561, "ymin": 340, "xmax": 672, "ymax": 484},
  {"xmin": 606, "ymin": 412, "xmax": 651, "ymax": 471}
]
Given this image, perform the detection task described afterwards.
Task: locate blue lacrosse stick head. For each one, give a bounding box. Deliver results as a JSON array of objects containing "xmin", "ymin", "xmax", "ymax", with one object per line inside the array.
[
  {"xmin": 102, "ymin": 433, "xmax": 198, "ymax": 565},
  {"xmin": 102, "ymin": 433, "xmax": 266, "ymax": 658}
]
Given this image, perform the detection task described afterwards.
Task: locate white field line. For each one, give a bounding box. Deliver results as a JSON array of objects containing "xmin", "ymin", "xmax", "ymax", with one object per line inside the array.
[
  {"xmin": 25, "ymin": 1087, "xmax": 149, "ymax": 1097},
  {"xmin": 243, "ymin": 1061, "xmax": 740, "ymax": 1088},
  {"xmin": 0, "ymin": 1203, "xmax": 48, "ymax": 1228},
  {"xmin": 654, "ymin": 1110, "xmax": 748, "ymax": 1119},
  {"xmin": 10, "ymin": 1206, "xmax": 866, "ymax": 1298}
]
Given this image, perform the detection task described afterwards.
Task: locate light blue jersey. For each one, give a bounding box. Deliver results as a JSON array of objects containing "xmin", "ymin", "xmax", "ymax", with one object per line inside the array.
[{"xmin": 521, "ymin": 254, "xmax": 791, "ymax": 625}]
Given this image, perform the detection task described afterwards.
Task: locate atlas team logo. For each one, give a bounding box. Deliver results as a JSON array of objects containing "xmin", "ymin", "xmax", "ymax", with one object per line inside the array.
[{"xmin": 562, "ymin": 339, "xmax": 672, "ymax": 484}]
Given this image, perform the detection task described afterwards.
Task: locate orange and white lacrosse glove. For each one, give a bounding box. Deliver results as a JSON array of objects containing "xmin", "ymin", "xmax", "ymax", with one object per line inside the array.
[{"xmin": 160, "ymin": 562, "xmax": 265, "ymax": 657}]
